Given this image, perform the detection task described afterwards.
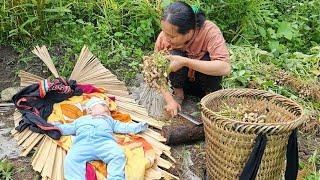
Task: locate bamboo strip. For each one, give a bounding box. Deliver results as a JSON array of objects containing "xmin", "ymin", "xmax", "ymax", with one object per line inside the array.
[
  {"xmin": 10, "ymin": 129, "xmax": 18, "ymax": 136},
  {"xmin": 51, "ymin": 147, "xmax": 62, "ymax": 180},
  {"xmin": 145, "ymin": 129, "xmax": 163, "ymax": 140},
  {"xmin": 141, "ymin": 131, "xmax": 166, "ymax": 143},
  {"xmin": 33, "ymin": 137, "xmax": 53, "ymax": 172},
  {"xmin": 159, "ymin": 168, "xmax": 179, "ymax": 180},
  {"xmin": 108, "ymin": 95, "xmax": 136, "ymax": 103},
  {"xmin": 18, "ymin": 130, "xmax": 33, "ymax": 145},
  {"xmin": 41, "ymin": 141, "xmax": 57, "ymax": 178},
  {"xmin": 21, "ymin": 134, "xmax": 44, "ymax": 157},
  {"xmin": 19, "ymin": 70, "xmax": 43, "ymax": 80},
  {"xmin": 122, "ymin": 111, "xmax": 164, "ymax": 130},
  {"xmin": 117, "ymin": 102, "xmax": 149, "ymax": 116},
  {"xmin": 13, "ymin": 110, "xmax": 22, "ymax": 126},
  {"xmin": 139, "ymin": 134, "xmax": 171, "ymax": 153},
  {"xmin": 163, "ymin": 151, "xmax": 176, "ymax": 163},
  {"xmin": 157, "ymin": 157, "xmax": 173, "ymax": 169},
  {"xmin": 21, "ymin": 130, "xmax": 39, "ymax": 148},
  {"xmin": 16, "ymin": 129, "xmax": 29, "ymax": 141},
  {"xmin": 32, "ymin": 137, "xmax": 45, "ymax": 161},
  {"xmin": 32, "ymin": 46, "xmax": 59, "ymax": 78},
  {"xmin": 145, "ymin": 167, "xmax": 162, "ymax": 180}
]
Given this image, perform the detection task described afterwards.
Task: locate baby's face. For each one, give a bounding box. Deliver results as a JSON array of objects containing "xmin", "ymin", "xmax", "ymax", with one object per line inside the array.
[{"xmin": 89, "ymin": 103, "xmax": 111, "ymax": 116}]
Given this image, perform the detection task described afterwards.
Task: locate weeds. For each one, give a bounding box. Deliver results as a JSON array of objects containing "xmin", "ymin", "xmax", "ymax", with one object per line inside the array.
[{"xmin": 0, "ymin": 159, "xmax": 13, "ymax": 180}]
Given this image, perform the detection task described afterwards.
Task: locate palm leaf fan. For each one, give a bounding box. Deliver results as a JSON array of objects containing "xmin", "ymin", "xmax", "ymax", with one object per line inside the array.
[
  {"xmin": 32, "ymin": 46, "xmax": 59, "ymax": 78},
  {"xmin": 69, "ymin": 46, "xmax": 129, "ymax": 97}
]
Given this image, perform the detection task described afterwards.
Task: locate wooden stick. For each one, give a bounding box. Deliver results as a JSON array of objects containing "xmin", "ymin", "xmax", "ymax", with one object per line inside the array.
[
  {"xmin": 157, "ymin": 157, "xmax": 173, "ymax": 170},
  {"xmin": 21, "ymin": 134, "xmax": 44, "ymax": 157},
  {"xmin": 41, "ymin": 140, "xmax": 57, "ymax": 178},
  {"xmin": 18, "ymin": 130, "xmax": 33, "ymax": 145},
  {"xmin": 21, "ymin": 132, "xmax": 39, "ymax": 149},
  {"xmin": 33, "ymin": 137, "xmax": 52, "ymax": 172}
]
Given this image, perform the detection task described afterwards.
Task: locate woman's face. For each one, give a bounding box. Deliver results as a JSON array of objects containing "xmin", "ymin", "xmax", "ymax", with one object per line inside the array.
[{"xmin": 161, "ymin": 20, "xmax": 194, "ymax": 49}]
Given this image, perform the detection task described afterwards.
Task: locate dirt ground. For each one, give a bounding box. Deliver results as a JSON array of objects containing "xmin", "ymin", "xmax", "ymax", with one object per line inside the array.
[{"xmin": 0, "ymin": 45, "xmax": 319, "ymax": 180}]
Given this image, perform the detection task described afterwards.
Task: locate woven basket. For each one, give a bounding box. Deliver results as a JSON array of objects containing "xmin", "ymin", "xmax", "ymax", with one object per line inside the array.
[{"xmin": 200, "ymin": 88, "xmax": 305, "ymax": 180}]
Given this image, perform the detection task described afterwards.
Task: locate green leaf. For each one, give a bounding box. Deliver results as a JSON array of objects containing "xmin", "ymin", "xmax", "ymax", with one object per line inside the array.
[
  {"xmin": 43, "ymin": 7, "xmax": 71, "ymax": 13},
  {"xmin": 268, "ymin": 41, "xmax": 280, "ymax": 52},
  {"xmin": 258, "ymin": 26, "xmax": 266, "ymax": 38},
  {"xmin": 238, "ymin": 70, "xmax": 246, "ymax": 76},
  {"xmin": 277, "ymin": 21, "xmax": 293, "ymax": 40},
  {"xmin": 114, "ymin": 32, "xmax": 123, "ymax": 37},
  {"xmin": 267, "ymin": 28, "xmax": 277, "ymax": 39}
]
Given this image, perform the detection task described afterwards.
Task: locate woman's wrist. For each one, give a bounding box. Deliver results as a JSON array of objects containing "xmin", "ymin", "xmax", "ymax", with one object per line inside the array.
[{"xmin": 160, "ymin": 88, "xmax": 175, "ymax": 103}]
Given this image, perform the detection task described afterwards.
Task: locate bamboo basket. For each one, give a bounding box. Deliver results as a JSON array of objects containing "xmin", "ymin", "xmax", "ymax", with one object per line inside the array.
[{"xmin": 200, "ymin": 88, "xmax": 305, "ymax": 180}]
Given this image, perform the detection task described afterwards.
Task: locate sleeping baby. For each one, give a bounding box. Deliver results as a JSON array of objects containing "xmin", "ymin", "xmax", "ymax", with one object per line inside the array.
[{"xmin": 53, "ymin": 97, "xmax": 148, "ymax": 180}]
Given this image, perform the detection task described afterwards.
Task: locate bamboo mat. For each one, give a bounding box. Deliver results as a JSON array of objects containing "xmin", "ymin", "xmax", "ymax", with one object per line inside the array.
[{"xmin": 11, "ymin": 45, "xmax": 178, "ymax": 180}]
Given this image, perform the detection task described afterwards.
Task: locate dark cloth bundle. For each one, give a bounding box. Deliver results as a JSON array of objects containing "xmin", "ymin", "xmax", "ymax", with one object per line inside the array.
[{"xmin": 12, "ymin": 77, "xmax": 83, "ymax": 140}]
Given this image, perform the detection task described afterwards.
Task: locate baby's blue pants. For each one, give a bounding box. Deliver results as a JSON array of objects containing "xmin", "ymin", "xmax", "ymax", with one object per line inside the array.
[{"xmin": 64, "ymin": 138, "xmax": 126, "ymax": 180}]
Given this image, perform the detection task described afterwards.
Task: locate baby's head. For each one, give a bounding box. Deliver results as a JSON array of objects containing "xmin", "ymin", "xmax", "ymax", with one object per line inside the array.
[{"xmin": 86, "ymin": 97, "xmax": 110, "ymax": 116}]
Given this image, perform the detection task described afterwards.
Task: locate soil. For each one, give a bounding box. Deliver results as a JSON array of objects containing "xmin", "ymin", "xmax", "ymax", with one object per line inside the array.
[
  {"xmin": 0, "ymin": 45, "xmax": 319, "ymax": 180},
  {"xmin": 0, "ymin": 45, "xmax": 40, "ymax": 179}
]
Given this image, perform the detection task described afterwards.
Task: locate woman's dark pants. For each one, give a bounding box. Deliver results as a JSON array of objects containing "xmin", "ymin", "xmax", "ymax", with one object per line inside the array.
[{"xmin": 169, "ymin": 50, "xmax": 222, "ymax": 98}]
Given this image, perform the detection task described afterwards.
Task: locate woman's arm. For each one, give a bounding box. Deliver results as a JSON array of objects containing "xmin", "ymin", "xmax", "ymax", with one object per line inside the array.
[{"xmin": 168, "ymin": 55, "xmax": 231, "ymax": 76}]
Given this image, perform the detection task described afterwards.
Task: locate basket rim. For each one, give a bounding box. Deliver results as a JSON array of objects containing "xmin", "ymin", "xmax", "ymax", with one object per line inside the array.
[{"xmin": 200, "ymin": 88, "xmax": 305, "ymax": 134}]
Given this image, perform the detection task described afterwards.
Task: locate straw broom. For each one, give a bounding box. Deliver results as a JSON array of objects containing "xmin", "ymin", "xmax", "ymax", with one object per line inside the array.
[{"xmin": 11, "ymin": 45, "xmax": 178, "ymax": 180}]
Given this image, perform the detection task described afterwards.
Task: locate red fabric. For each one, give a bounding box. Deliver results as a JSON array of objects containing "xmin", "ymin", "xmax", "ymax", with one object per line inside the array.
[
  {"xmin": 86, "ymin": 163, "xmax": 97, "ymax": 180},
  {"xmin": 77, "ymin": 84, "xmax": 116, "ymax": 101},
  {"xmin": 77, "ymin": 84, "xmax": 105, "ymax": 94},
  {"xmin": 108, "ymin": 95, "xmax": 115, "ymax": 102}
]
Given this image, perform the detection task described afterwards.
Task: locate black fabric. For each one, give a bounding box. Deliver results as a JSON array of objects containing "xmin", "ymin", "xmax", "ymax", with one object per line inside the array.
[
  {"xmin": 285, "ymin": 129, "xmax": 298, "ymax": 180},
  {"xmin": 239, "ymin": 134, "xmax": 267, "ymax": 180},
  {"xmin": 12, "ymin": 78, "xmax": 82, "ymax": 140},
  {"xmin": 239, "ymin": 130, "xmax": 299, "ymax": 180},
  {"xmin": 168, "ymin": 50, "xmax": 222, "ymax": 98}
]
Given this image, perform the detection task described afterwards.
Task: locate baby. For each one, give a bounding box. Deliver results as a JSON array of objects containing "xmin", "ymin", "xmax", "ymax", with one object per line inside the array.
[{"xmin": 53, "ymin": 97, "xmax": 148, "ymax": 180}]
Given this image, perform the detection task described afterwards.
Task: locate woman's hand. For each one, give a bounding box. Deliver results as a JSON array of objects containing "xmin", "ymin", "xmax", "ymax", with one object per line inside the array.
[
  {"xmin": 166, "ymin": 55, "xmax": 188, "ymax": 72},
  {"xmin": 164, "ymin": 99, "xmax": 181, "ymax": 117}
]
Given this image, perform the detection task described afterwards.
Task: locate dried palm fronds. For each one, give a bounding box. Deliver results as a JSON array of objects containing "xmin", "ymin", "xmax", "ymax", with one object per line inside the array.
[
  {"xmin": 32, "ymin": 46, "xmax": 59, "ymax": 78},
  {"xmin": 70, "ymin": 46, "xmax": 129, "ymax": 97},
  {"xmin": 19, "ymin": 70, "xmax": 43, "ymax": 87},
  {"xmin": 11, "ymin": 45, "xmax": 177, "ymax": 180}
]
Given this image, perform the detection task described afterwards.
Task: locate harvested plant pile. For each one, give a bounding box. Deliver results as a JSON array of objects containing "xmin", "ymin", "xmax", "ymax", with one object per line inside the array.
[
  {"xmin": 216, "ymin": 104, "xmax": 268, "ymax": 123},
  {"xmin": 142, "ymin": 51, "xmax": 170, "ymax": 91}
]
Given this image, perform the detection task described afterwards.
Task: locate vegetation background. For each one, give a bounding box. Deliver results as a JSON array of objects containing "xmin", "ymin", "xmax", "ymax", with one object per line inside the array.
[{"xmin": 0, "ymin": 0, "xmax": 319, "ymax": 179}]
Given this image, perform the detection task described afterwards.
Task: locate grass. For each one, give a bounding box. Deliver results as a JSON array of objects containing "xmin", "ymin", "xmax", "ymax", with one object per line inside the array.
[{"xmin": 0, "ymin": 159, "xmax": 13, "ymax": 180}]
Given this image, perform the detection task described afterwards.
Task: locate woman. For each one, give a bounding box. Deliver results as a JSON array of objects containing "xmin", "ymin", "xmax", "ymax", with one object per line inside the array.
[{"xmin": 155, "ymin": 2, "xmax": 231, "ymax": 117}]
